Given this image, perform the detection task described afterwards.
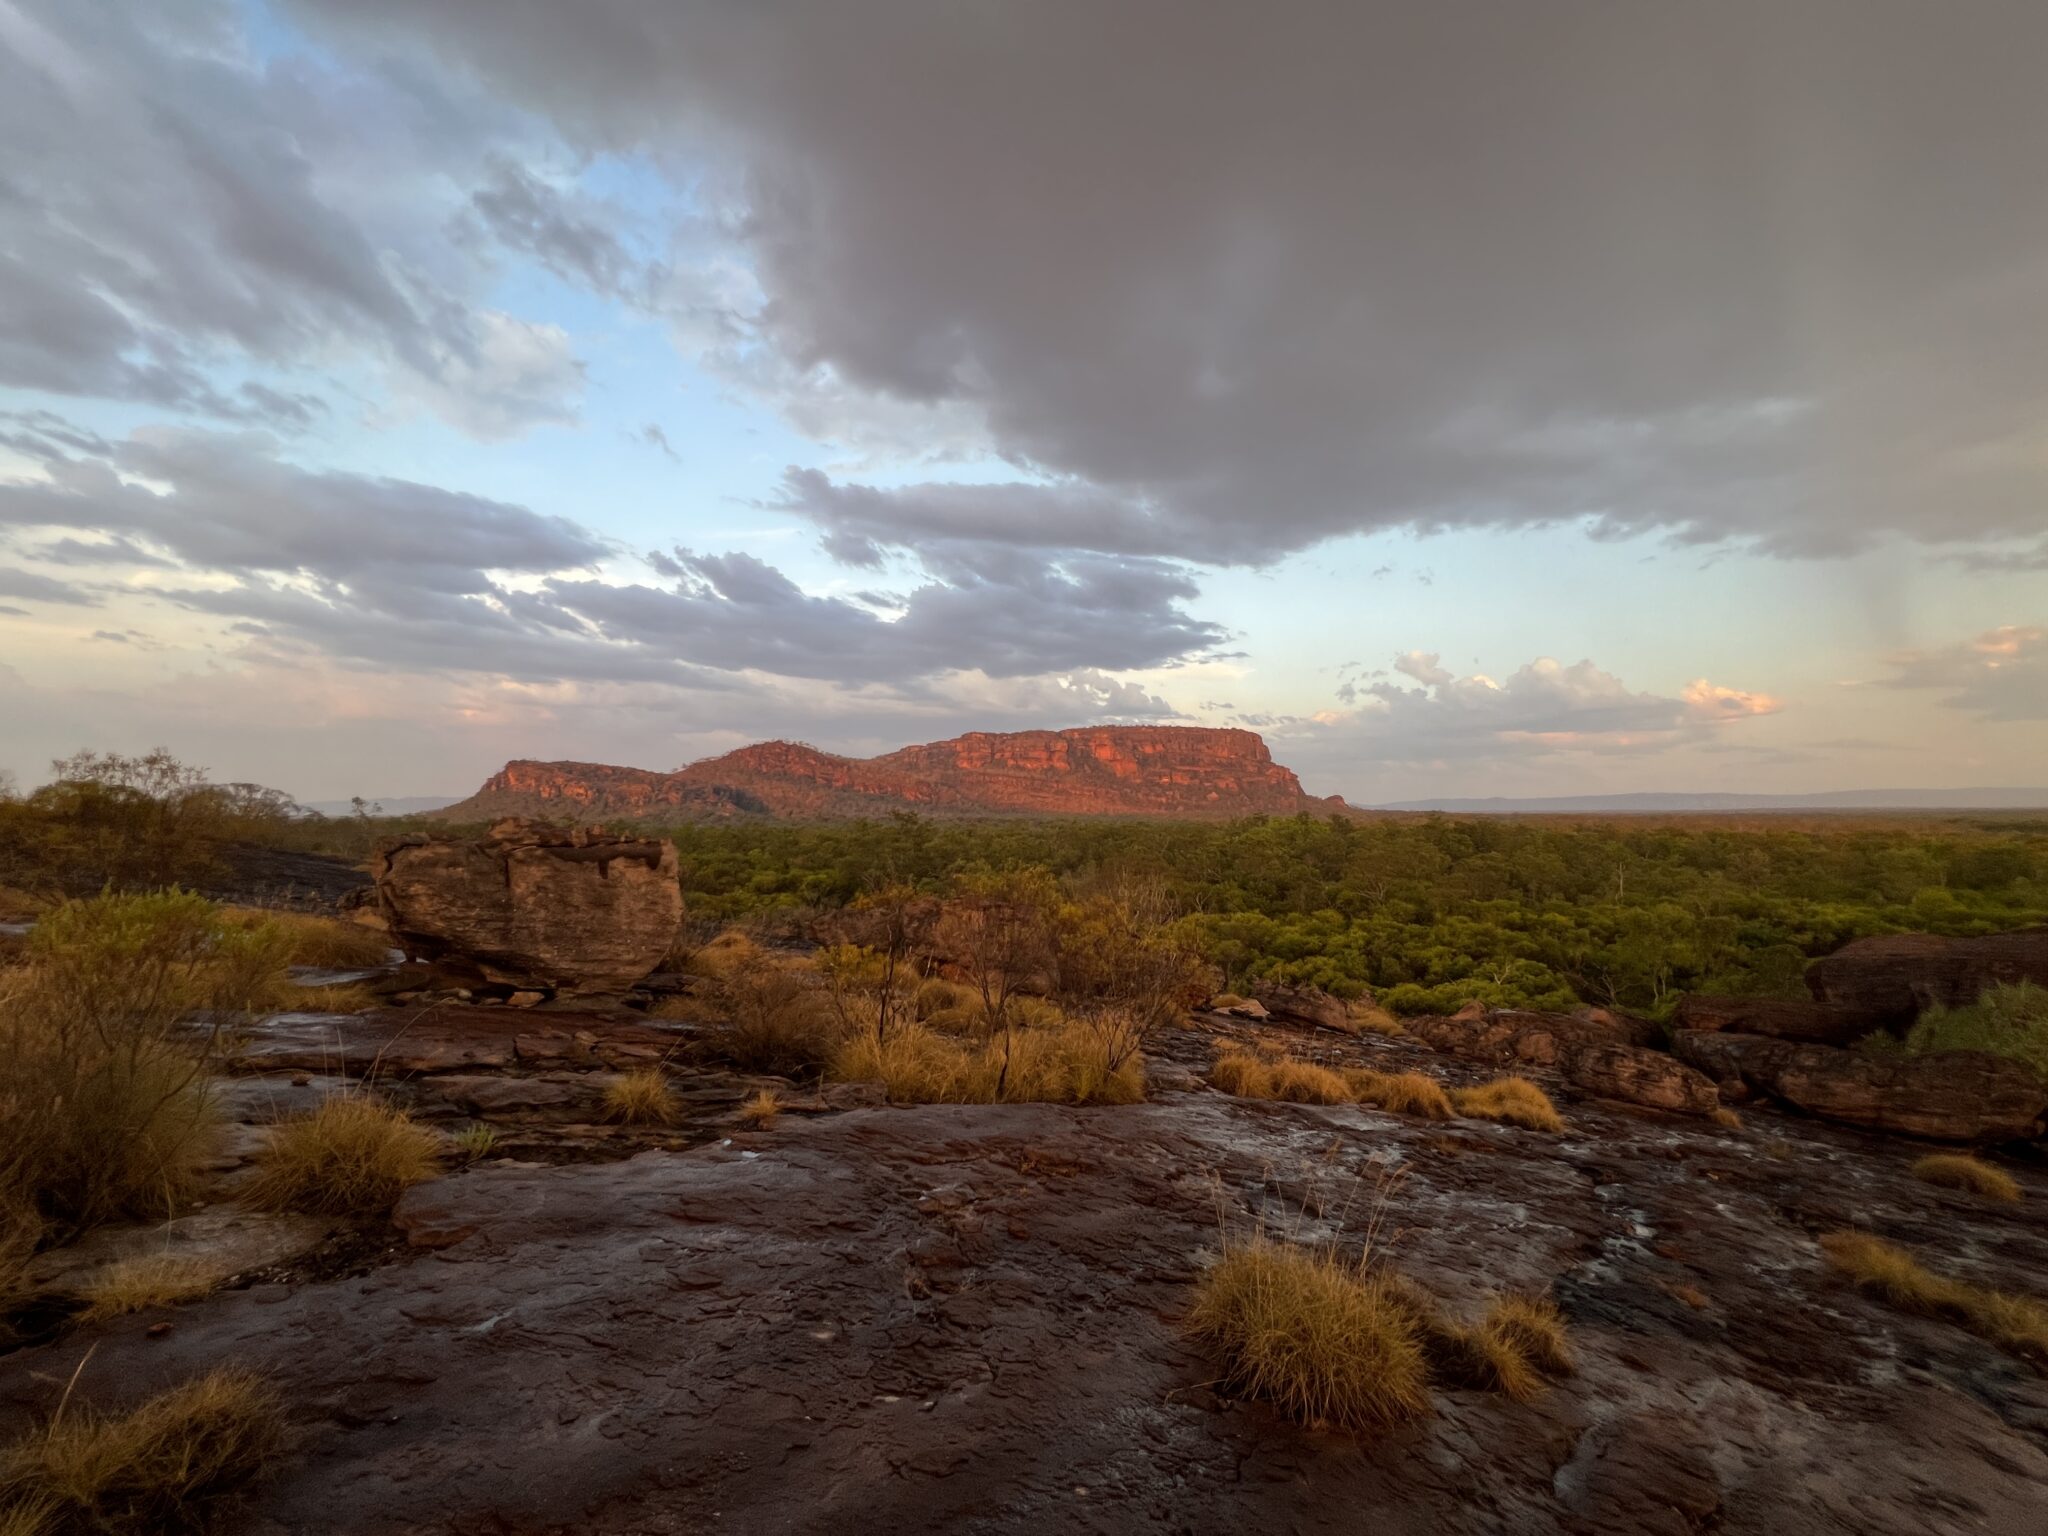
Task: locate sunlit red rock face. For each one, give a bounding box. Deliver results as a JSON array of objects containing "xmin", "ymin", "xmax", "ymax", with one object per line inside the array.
[{"xmin": 442, "ymin": 727, "xmax": 1342, "ymax": 822}]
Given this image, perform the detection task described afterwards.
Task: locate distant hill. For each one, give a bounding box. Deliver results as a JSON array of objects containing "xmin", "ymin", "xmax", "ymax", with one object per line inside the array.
[
  {"xmin": 305, "ymin": 794, "xmax": 464, "ymax": 817},
  {"xmin": 437, "ymin": 727, "xmax": 1346, "ymax": 823},
  {"xmin": 1372, "ymin": 788, "xmax": 2048, "ymax": 814}
]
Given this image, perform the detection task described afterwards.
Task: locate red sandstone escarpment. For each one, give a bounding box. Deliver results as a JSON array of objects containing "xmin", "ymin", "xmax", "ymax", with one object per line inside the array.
[{"xmin": 439, "ymin": 726, "xmax": 1343, "ymax": 823}]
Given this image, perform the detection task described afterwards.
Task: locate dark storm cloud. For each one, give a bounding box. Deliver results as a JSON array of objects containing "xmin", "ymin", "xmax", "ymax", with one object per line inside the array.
[
  {"xmin": 0, "ymin": 421, "xmax": 1222, "ymax": 690},
  {"xmin": 285, "ymin": 0, "xmax": 2048, "ymax": 562},
  {"xmin": 0, "ymin": 1, "xmax": 579, "ymax": 436}
]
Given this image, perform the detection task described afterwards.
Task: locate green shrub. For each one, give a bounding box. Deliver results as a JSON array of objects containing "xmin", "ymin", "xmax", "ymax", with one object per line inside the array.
[{"xmin": 1903, "ymin": 982, "xmax": 2048, "ymax": 1077}]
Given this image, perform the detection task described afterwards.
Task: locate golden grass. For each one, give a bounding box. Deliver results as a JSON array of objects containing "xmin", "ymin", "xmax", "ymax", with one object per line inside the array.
[
  {"xmin": 1821, "ymin": 1231, "xmax": 2048, "ymax": 1368},
  {"xmin": 1485, "ymin": 1295, "xmax": 1574, "ymax": 1376},
  {"xmin": 832, "ymin": 1014, "xmax": 1145, "ymax": 1105},
  {"xmin": 0, "ymin": 1368, "xmax": 282, "ymax": 1534},
  {"xmin": 1346, "ymin": 1001, "xmax": 1405, "ymax": 1038},
  {"xmin": 912, "ymin": 976, "xmax": 979, "ymax": 1020},
  {"xmin": 738, "ymin": 1089, "xmax": 781, "ymax": 1129},
  {"xmin": 1187, "ymin": 1237, "xmax": 1431, "ymax": 1431},
  {"xmin": 602, "ymin": 1068, "xmax": 679, "ymax": 1127},
  {"xmin": 274, "ymin": 982, "xmax": 376, "ymax": 1015},
  {"xmin": 1710, "ymin": 1107, "xmax": 1743, "ymax": 1130},
  {"xmin": 1451, "ymin": 1077, "xmax": 1564, "ymax": 1133},
  {"xmin": 1911, "ymin": 1154, "xmax": 2021, "ymax": 1204},
  {"xmin": 1208, "ymin": 1051, "xmax": 1350, "ymax": 1105},
  {"xmin": 679, "ymin": 929, "xmax": 765, "ymax": 980},
  {"xmin": 242, "ymin": 1095, "xmax": 443, "ymax": 1217},
  {"xmin": 1341, "ymin": 1068, "xmax": 1454, "ymax": 1121},
  {"xmin": 226, "ymin": 909, "xmax": 391, "ymax": 971},
  {"xmin": 75, "ymin": 1258, "xmax": 216, "ymax": 1325}
]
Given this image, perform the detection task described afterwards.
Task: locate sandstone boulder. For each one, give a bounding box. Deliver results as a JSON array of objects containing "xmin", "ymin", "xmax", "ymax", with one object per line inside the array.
[
  {"xmin": 1563, "ymin": 1042, "xmax": 1720, "ymax": 1116},
  {"xmin": 1805, "ymin": 928, "xmax": 2048, "ymax": 1024},
  {"xmin": 1672, "ymin": 993, "xmax": 1886, "ymax": 1048},
  {"xmin": 1244, "ymin": 980, "xmax": 1354, "ymax": 1032},
  {"xmin": 374, "ymin": 819, "xmax": 682, "ymax": 997},
  {"xmin": 1672, "ymin": 1030, "xmax": 2048, "ymax": 1142}
]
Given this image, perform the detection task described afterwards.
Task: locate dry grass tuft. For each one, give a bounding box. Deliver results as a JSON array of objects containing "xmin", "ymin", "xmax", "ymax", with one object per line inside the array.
[
  {"xmin": 1451, "ymin": 1077, "xmax": 1564, "ymax": 1132},
  {"xmin": 678, "ymin": 929, "xmax": 765, "ymax": 980},
  {"xmin": 75, "ymin": 1257, "xmax": 216, "ymax": 1325},
  {"xmin": 1710, "ymin": 1106, "xmax": 1743, "ymax": 1130},
  {"xmin": 1911, "ymin": 1153, "xmax": 2021, "ymax": 1204},
  {"xmin": 0, "ymin": 1368, "xmax": 283, "ymax": 1534},
  {"xmin": 226, "ymin": 909, "xmax": 391, "ymax": 971},
  {"xmin": 243, "ymin": 1095, "xmax": 442, "ymax": 1217},
  {"xmin": 1209, "ymin": 1050, "xmax": 1350, "ymax": 1105},
  {"xmin": 1187, "ymin": 1237, "xmax": 1432, "ymax": 1431},
  {"xmin": 710, "ymin": 961, "xmax": 840, "ymax": 1077},
  {"xmin": 912, "ymin": 976, "xmax": 980, "ymax": 1020},
  {"xmin": 833, "ymin": 1013, "xmax": 1145, "ymax": 1106},
  {"xmin": 1383, "ymin": 1278, "xmax": 1553, "ymax": 1402},
  {"xmin": 602, "ymin": 1068, "xmax": 679, "ymax": 1127},
  {"xmin": 1485, "ymin": 1295, "xmax": 1574, "ymax": 1376},
  {"xmin": 1821, "ymin": 1230, "xmax": 2048, "ymax": 1368},
  {"xmin": 275, "ymin": 982, "xmax": 376, "ymax": 1016},
  {"xmin": 1341, "ymin": 1068, "xmax": 1454, "ymax": 1121},
  {"xmin": 738, "ymin": 1089, "xmax": 781, "ymax": 1129},
  {"xmin": 1346, "ymin": 1001, "xmax": 1405, "ymax": 1038}
]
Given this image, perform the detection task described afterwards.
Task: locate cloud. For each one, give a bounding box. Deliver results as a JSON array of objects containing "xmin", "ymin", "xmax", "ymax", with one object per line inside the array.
[
  {"xmin": 1877, "ymin": 624, "xmax": 2047, "ymax": 721},
  {"xmin": 0, "ymin": 417, "xmax": 1219, "ymax": 693},
  {"xmin": 0, "ymin": 2, "xmax": 580, "ymax": 436},
  {"xmin": 284, "ymin": 0, "xmax": 2048, "ymax": 562},
  {"xmin": 1289, "ymin": 652, "xmax": 1781, "ymax": 765},
  {"xmin": 0, "ymin": 567, "xmax": 95, "ymax": 606}
]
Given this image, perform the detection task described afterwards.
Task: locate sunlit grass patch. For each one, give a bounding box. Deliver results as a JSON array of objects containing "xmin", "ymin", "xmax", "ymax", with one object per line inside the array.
[
  {"xmin": 1451, "ymin": 1077, "xmax": 1564, "ymax": 1133},
  {"xmin": 1910, "ymin": 1153, "xmax": 2021, "ymax": 1203},
  {"xmin": 738, "ymin": 1089, "xmax": 781, "ymax": 1129},
  {"xmin": 1821, "ymin": 1230, "xmax": 2048, "ymax": 1368},
  {"xmin": 1208, "ymin": 1050, "xmax": 1350, "ymax": 1105},
  {"xmin": 1187, "ymin": 1236, "xmax": 1431, "ymax": 1432},
  {"xmin": 226, "ymin": 909, "xmax": 391, "ymax": 971},
  {"xmin": 75, "ymin": 1257, "xmax": 216, "ymax": 1325},
  {"xmin": 243, "ymin": 1095, "xmax": 442, "ymax": 1217},
  {"xmin": 602, "ymin": 1068, "xmax": 679, "ymax": 1127},
  {"xmin": 832, "ymin": 1013, "xmax": 1145, "ymax": 1105},
  {"xmin": 0, "ymin": 1368, "xmax": 283, "ymax": 1535},
  {"xmin": 1341, "ymin": 1068, "xmax": 1454, "ymax": 1121}
]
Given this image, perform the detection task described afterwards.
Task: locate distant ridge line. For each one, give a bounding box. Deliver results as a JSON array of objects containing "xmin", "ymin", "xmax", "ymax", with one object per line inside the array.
[{"xmin": 1373, "ymin": 788, "xmax": 2048, "ymax": 813}]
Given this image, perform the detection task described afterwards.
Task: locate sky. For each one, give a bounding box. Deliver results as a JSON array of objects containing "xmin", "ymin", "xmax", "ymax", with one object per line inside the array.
[{"xmin": 1, "ymin": 0, "xmax": 2044, "ymax": 806}]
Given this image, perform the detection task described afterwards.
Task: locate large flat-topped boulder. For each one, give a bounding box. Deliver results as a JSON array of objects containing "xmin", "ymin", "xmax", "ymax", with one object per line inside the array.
[
  {"xmin": 1673, "ymin": 1030, "xmax": 2048, "ymax": 1142},
  {"xmin": 373, "ymin": 819, "xmax": 681, "ymax": 997},
  {"xmin": 1805, "ymin": 928, "xmax": 2048, "ymax": 1024}
]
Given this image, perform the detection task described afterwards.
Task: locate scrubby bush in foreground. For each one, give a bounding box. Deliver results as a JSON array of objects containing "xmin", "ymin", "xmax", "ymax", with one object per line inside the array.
[
  {"xmin": 0, "ymin": 1368, "xmax": 282, "ymax": 1535},
  {"xmin": 0, "ymin": 892, "xmax": 292, "ymax": 1244}
]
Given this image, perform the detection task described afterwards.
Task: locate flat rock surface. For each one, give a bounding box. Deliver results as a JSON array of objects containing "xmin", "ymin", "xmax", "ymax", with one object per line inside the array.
[
  {"xmin": 5, "ymin": 1073, "xmax": 2045, "ymax": 1534},
  {"xmin": 23, "ymin": 1208, "xmax": 335, "ymax": 1298}
]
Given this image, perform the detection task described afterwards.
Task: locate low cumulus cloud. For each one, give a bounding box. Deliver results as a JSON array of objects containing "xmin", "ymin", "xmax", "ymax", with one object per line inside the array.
[
  {"xmin": 0, "ymin": 416, "xmax": 1216, "ymax": 699},
  {"xmin": 282, "ymin": 0, "xmax": 2048, "ymax": 563},
  {"xmin": 1876, "ymin": 625, "xmax": 2047, "ymax": 721},
  {"xmin": 1285, "ymin": 652, "xmax": 1782, "ymax": 764}
]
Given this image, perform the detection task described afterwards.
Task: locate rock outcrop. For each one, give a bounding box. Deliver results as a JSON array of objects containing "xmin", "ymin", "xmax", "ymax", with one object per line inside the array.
[
  {"xmin": 1673, "ymin": 1031, "xmax": 2048, "ymax": 1142},
  {"xmin": 373, "ymin": 819, "xmax": 681, "ymax": 997},
  {"xmin": 1804, "ymin": 928, "xmax": 2048, "ymax": 1024},
  {"xmin": 440, "ymin": 726, "xmax": 1346, "ymax": 822},
  {"xmin": 1671, "ymin": 993, "xmax": 1887, "ymax": 1047},
  {"xmin": 1405, "ymin": 1007, "xmax": 1716, "ymax": 1115},
  {"xmin": 1243, "ymin": 980, "xmax": 1356, "ymax": 1032}
]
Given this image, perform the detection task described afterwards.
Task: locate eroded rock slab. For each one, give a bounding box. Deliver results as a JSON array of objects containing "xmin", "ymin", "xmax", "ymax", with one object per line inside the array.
[
  {"xmin": 6, "ymin": 1091, "xmax": 2045, "ymax": 1535},
  {"xmin": 1674, "ymin": 1031, "xmax": 2048, "ymax": 1142},
  {"xmin": 1805, "ymin": 928, "xmax": 2048, "ymax": 1023}
]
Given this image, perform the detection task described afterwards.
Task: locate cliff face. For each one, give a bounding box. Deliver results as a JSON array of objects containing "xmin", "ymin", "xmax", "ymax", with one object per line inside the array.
[{"xmin": 439, "ymin": 727, "xmax": 1341, "ymax": 823}]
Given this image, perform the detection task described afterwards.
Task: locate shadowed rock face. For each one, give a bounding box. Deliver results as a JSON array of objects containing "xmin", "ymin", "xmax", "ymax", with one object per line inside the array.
[
  {"xmin": 440, "ymin": 726, "xmax": 1343, "ymax": 822},
  {"xmin": 1805, "ymin": 928, "xmax": 2048, "ymax": 1024},
  {"xmin": 1672, "ymin": 994, "xmax": 1887, "ymax": 1048},
  {"xmin": 372, "ymin": 820, "xmax": 681, "ymax": 997},
  {"xmin": 1674, "ymin": 1031, "xmax": 2048, "ymax": 1142}
]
